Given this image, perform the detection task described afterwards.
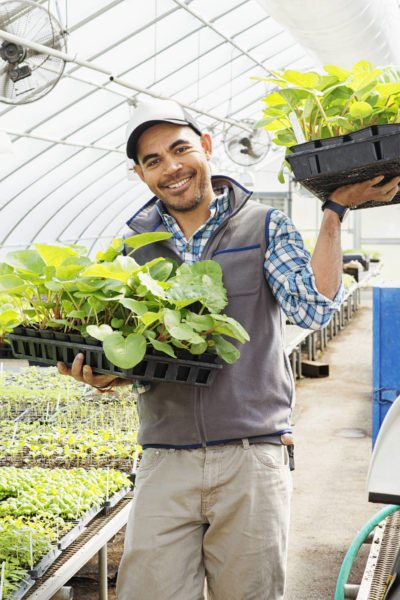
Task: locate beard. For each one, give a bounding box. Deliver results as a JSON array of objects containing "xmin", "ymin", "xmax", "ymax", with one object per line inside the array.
[{"xmin": 158, "ymin": 168, "xmax": 211, "ymax": 213}]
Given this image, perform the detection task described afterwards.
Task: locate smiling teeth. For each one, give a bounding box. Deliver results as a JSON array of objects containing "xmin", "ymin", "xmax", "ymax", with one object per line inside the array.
[{"xmin": 167, "ymin": 177, "xmax": 190, "ymax": 189}]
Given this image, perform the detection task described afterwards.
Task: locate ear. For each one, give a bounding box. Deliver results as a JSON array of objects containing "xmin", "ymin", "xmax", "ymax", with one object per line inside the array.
[
  {"xmin": 133, "ymin": 164, "xmax": 145, "ymax": 182},
  {"xmin": 200, "ymin": 133, "xmax": 212, "ymax": 160}
]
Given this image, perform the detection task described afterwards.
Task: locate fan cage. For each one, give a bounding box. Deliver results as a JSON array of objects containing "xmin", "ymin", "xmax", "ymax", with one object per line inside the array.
[{"xmin": 0, "ymin": 0, "xmax": 67, "ymax": 105}]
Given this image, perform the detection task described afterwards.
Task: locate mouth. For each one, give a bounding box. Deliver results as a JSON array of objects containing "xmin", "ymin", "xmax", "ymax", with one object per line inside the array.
[{"xmin": 162, "ymin": 175, "xmax": 193, "ymax": 192}]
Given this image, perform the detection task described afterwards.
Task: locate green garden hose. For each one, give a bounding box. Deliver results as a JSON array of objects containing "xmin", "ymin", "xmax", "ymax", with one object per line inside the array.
[{"xmin": 334, "ymin": 504, "xmax": 400, "ymax": 600}]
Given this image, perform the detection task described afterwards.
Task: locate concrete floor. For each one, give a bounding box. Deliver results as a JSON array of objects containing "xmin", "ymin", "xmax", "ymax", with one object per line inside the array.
[{"xmin": 285, "ymin": 287, "xmax": 383, "ymax": 600}]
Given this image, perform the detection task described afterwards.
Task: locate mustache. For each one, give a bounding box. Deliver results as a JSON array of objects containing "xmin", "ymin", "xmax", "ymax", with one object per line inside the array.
[{"xmin": 160, "ymin": 171, "xmax": 195, "ymax": 187}]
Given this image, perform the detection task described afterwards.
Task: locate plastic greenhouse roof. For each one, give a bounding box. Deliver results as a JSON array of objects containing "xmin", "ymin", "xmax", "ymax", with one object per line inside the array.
[{"xmin": 0, "ymin": 0, "xmax": 317, "ymax": 256}]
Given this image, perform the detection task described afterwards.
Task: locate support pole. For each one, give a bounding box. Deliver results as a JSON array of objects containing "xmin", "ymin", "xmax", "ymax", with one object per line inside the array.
[{"xmin": 98, "ymin": 544, "xmax": 108, "ymax": 600}]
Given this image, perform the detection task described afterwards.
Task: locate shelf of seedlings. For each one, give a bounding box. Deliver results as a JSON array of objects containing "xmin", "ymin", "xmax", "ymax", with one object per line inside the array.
[
  {"xmin": 285, "ymin": 262, "xmax": 382, "ymax": 379},
  {"xmin": 0, "ymin": 366, "xmax": 139, "ymax": 600}
]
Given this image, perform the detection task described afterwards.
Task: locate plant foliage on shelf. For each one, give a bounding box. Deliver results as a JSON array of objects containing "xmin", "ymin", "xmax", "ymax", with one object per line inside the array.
[
  {"xmin": 255, "ymin": 60, "xmax": 400, "ymax": 180},
  {"xmin": 0, "ymin": 233, "xmax": 249, "ymax": 367}
]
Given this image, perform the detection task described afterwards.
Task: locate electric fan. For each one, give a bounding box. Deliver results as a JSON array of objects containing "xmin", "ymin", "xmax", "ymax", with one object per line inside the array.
[
  {"xmin": 223, "ymin": 118, "xmax": 271, "ymax": 167},
  {"xmin": 0, "ymin": 0, "xmax": 67, "ymax": 104}
]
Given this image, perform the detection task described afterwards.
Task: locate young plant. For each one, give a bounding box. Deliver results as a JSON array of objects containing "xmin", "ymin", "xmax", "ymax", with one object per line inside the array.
[
  {"xmin": 0, "ymin": 233, "xmax": 250, "ymax": 368},
  {"xmin": 255, "ymin": 60, "xmax": 400, "ymax": 180}
]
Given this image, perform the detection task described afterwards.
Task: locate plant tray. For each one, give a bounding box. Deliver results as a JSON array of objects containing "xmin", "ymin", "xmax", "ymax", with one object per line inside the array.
[
  {"xmin": 103, "ymin": 485, "xmax": 133, "ymax": 516},
  {"xmin": 286, "ymin": 124, "xmax": 400, "ymax": 208},
  {"xmin": 9, "ymin": 575, "xmax": 35, "ymax": 600},
  {"xmin": 0, "ymin": 343, "xmax": 13, "ymax": 359},
  {"xmin": 6, "ymin": 328, "xmax": 223, "ymax": 387},
  {"xmin": 56, "ymin": 485, "xmax": 132, "ymax": 551},
  {"xmin": 28, "ymin": 545, "xmax": 62, "ymax": 579}
]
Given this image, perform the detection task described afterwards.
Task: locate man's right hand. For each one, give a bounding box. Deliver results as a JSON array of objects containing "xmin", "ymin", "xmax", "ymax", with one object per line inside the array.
[{"xmin": 57, "ymin": 353, "xmax": 132, "ymax": 389}]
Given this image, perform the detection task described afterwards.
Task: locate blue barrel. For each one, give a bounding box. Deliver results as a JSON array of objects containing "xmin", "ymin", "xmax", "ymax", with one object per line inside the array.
[{"xmin": 372, "ymin": 284, "xmax": 400, "ymax": 446}]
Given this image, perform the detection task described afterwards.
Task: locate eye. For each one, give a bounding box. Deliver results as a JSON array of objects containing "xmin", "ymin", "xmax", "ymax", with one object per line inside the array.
[
  {"xmin": 147, "ymin": 158, "xmax": 160, "ymax": 167},
  {"xmin": 176, "ymin": 145, "xmax": 189, "ymax": 154}
]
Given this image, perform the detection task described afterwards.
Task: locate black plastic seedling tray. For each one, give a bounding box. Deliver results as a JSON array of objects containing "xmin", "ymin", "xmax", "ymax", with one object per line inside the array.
[
  {"xmin": 9, "ymin": 575, "xmax": 36, "ymax": 600},
  {"xmin": 6, "ymin": 328, "xmax": 223, "ymax": 387},
  {"xmin": 0, "ymin": 343, "xmax": 13, "ymax": 359},
  {"xmin": 28, "ymin": 546, "xmax": 61, "ymax": 579},
  {"xmin": 287, "ymin": 123, "xmax": 400, "ymax": 208}
]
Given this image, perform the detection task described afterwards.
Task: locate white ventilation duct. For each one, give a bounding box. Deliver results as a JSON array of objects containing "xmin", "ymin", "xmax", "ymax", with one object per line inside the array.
[{"xmin": 256, "ymin": 0, "xmax": 400, "ymax": 68}]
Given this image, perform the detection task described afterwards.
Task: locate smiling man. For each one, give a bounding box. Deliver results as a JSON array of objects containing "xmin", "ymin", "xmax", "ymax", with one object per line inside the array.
[{"xmin": 58, "ymin": 98, "xmax": 400, "ymax": 600}]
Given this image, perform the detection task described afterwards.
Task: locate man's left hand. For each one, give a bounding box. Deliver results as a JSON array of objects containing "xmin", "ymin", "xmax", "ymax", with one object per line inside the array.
[{"xmin": 330, "ymin": 175, "xmax": 400, "ymax": 208}]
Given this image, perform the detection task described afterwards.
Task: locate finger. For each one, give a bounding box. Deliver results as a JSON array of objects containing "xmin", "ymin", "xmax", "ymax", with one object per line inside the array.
[
  {"xmin": 377, "ymin": 176, "xmax": 400, "ymax": 193},
  {"xmin": 363, "ymin": 175, "xmax": 385, "ymax": 188},
  {"xmin": 377, "ymin": 183, "xmax": 400, "ymax": 203},
  {"xmin": 70, "ymin": 353, "xmax": 85, "ymax": 381},
  {"xmin": 57, "ymin": 362, "xmax": 71, "ymax": 376},
  {"xmin": 82, "ymin": 364, "xmax": 118, "ymax": 388}
]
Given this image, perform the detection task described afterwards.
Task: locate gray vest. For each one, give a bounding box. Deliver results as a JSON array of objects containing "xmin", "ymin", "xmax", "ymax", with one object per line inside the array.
[{"xmin": 125, "ymin": 176, "xmax": 295, "ymax": 447}]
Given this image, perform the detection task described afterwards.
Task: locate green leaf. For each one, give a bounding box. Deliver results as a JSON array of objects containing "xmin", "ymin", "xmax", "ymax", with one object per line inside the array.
[
  {"xmin": 124, "ymin": 232, "xmax": 172, "ymax": 254},
  {"xmin": 171, "ymin": 339, "xmax": 187, "ymax": 349},
  {"xmin": 184, "ymin": 313, "xmax": 214, "ymax": 332},
  {"xmin": 324, "ymin": 65, "xmax": 351, "ymax": 82},
  {"xmin": 189, "ymin": 339, "xmax": 208, "ymax": 354},
  {"xmin": 67, "ymin": 310, "xmax": 87, "ymax": 319},
  {"xmin": 210, "ymin": 314, "xmax": 250, "ymax": 343},
  {"xmin": 87, "ymin": 296, "xmax": 104, "ymax": 312},
  {"xmin": 76, "ymin": 278, "xmax": 107, "ymax": 293},
  {"xmin": 86, "ymin": 324, "xmax": 113, "ymax": 341},
  {"xmin": 148, "ymin": 258, "xmax": 176, "ymax": 281},
  {"xmin": 81, "ymin": 256, "xmax": 139, "ymax": 283},
  {"xmin": 349, "ymin": 101, "xmax": 373, "ymax": 118},
  {"xmin": 34, "ymin": 245, "xmax": 79, "ymax": 268},
  {"xmin": 96, "ymin": 238, "xmax": 124, "ymax": 262},
  {"xmin": 167, "ymin": 261, "xmax": 227, "ymax": 313},
  {"xmin": 281, "ymin": 70, "xmax": 321, "ymax": 89},
  {"xmin": 119, "ymin": 297, "xmax": 148, "ymax": 315},
  {"xmin": 111, "ymin": 318, "xmax": 124, "ymax": 328},
  {"xmin": 0, "ymin": 275, "xmax": 27, "ymax": 293},
  {"xmin": 136, "ymin": 271, "xmax": 166, "ymax": 298},
  {"xmin": 5, "ymin": 250, "xmax": 46, "ymax": 274},
  {"xmin": 140, "ymin": 311, "xmax": 161, "ymax": 326},
  {"xmin": 103, "ymin": 332, "xmax": 147, "ymax": 369},
  {"xmin": 44, "ymin": 281, "xmax": 63, "ymax": 292},
  {"xmin": 376, "ymin": 82, "xmax": 400, "ymax": 97},
  {"xmin": 262, "ymin": 91, "xmax": 287, "ymax": 107},
  {"xmin": 303, "ymin": 95, "xmax": 315, "ymax": 120},
  {"xmin": 149, "ymin": 338, "xmax": 176, "ymax": 358},
  {"xmin": 55, "ymin": 264, "xmax": 85, "ymax": 281},
  {"xmin": 163, "ymin": 308, "xmax": 199, "ymax": 342},
  {"xmin": 212, "ymin": 335, "xmax": 240, "ymax": 364},
  {"xmin": 0, "ymin": 262, "xmax": 13, "ymax": 275}
]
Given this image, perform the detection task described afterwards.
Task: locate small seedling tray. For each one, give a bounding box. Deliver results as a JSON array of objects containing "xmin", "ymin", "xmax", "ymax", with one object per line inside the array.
[
  {"xmin": 0, "ymin": 343, "xmax": 13, "ymax": 359},
  {"xmin": 28, "ymin": 545, "xmax": 61, "ymax": 579},
  {"xmin": 9, "ymin": 575, "xmax": 35, "ymax": 600},
  {"xmin": 57, "ymin": 485, "xmax": 133, "ymax": 551},
  {"xmin": 7, "ymin": 329, "xmax": 223, "ymax": 387},
  {"xmin": 102, "ymin": 485, "xmax": 133, "ymax": 516},
  {"xmin": 287, "ymin": 124, "xmax": 400, "ymax": 208}
]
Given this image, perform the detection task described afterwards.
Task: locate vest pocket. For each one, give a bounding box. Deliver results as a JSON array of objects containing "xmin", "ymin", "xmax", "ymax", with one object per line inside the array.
[{"xmin": 213, "ymin": 245, "xmax": 263, "ymax": 297}]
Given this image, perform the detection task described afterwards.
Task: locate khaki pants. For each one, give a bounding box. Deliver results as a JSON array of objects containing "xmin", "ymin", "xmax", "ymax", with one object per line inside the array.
[{"xmin": 117, "ymin": 440, "xmax": 292, "ymax": 600}]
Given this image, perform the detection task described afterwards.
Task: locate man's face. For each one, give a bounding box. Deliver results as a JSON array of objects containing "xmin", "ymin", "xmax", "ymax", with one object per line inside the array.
[{"xmin": 133, "ymin": 123, "xmax": 214, "ymax": 213}]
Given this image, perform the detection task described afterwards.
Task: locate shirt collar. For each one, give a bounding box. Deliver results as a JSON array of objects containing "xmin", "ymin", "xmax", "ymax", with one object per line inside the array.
[{"xmin": 155, "ymin": 185, "xmax": 230, "ymax": 230}]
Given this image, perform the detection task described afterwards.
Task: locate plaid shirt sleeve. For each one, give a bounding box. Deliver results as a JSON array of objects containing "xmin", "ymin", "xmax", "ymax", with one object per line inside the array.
[{"xmin": 264, "ymin": 209, "xmax": 344, "ymax": 330}]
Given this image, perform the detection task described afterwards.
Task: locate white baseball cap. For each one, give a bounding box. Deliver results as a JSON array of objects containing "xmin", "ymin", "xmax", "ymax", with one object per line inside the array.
[{"xmin": 126, "ymin": 98, "xmax": 202, "ymax": 163}]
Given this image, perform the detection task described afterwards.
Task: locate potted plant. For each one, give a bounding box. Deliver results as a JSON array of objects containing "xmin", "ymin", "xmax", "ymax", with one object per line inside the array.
[
  {"xmin": 255, "ymin": 60, "xmax": 400, "ymax": 207},
  {"xmin": 0, "ymin": 233, "xmax": 249, "ymax": 387}
]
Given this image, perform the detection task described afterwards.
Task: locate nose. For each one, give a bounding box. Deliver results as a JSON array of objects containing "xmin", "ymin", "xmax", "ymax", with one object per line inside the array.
[{"xmin": 163, "ymin": 154, "xmax": 182, "ymax": 175}]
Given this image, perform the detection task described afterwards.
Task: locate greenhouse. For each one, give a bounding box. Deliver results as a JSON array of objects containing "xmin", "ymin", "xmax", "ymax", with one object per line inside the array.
[{"xmin": 0, "ymin": 1, "xmax": 400, "ymax": 599}]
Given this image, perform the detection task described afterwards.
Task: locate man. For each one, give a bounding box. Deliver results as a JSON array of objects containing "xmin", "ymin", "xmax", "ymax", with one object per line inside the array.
[{"xmin": 58, "ymin": 99, "xmax": 399, "ymax": 600}]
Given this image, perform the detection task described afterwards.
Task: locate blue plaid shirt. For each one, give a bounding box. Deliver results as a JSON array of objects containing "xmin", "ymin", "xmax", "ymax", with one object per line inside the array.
[
  {"xmin": 133, "ymin": 186, "xmax": 343, "ymax": 394},
  {"xmin": 156, "ymin": 186, "xmax": 344, "ymax": 328}
]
